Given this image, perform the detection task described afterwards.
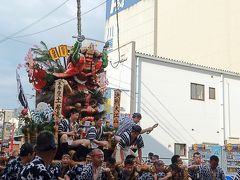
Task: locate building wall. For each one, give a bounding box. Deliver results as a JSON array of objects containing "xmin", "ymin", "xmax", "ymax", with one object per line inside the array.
[
  {"xmin": 223, "ymin": 77, "xmax": 240, "ymax": 140},
  {"xmin": 0, "ymin": 109, "xmax": 17, "ymax": 125},
  {"xmin": 105, "ymin": 0, "xmax": 155, "ymax": 54},
  {"xmin": 137, "ymin": 56, "xmax": 240, "ymax": 158},
  {"xmin": 106, "ymin": 41, "xmax": 240, "ymax": 158},
  {"xmin": 157, "ymin": 0, "xmax": 240, "ymax": 73},
  {"xmin": 106, "ymin": 42, "xmax": 135, "ymax": 113},
  {"xmin": 105, "ymin": 0, "xmax": 240, "ymax": 73},
  {"xmin": 105, "ymin": 1, "xmax": 240, "ymax": 157}
]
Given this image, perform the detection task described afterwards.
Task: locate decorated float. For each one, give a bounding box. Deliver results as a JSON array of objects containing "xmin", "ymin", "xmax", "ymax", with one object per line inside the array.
[{"xmin": 19, "ymin": 37, "xmax": 119, "ymax": 144}]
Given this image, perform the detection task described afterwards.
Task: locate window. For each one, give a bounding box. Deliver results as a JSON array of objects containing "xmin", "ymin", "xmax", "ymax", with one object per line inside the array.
[
  {"xmin": 174, "ymin": 143, "xmax": 187, "ymax": 156},
  {"xmin": 191, "ymin": 83, "xmax": 204, "ymax": 101},
  {"xmin": 209, "ymin": 87, "xmax": 215, "ymax": 99}
]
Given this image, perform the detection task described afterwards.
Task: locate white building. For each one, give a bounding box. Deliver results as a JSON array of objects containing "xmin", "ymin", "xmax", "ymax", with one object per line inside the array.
[
  {"xmin": 105, "ymin": 0, "xmax": 240, "ymax": 160},
  {"xmin": 105, "ymin": 0, "xmax": 240, "ymax": 73},
  {"xmin": 106, "ymin": 42, "xmax": 240, "ymax": 160},
  {"xmin": 0, "ymin": 109, "xmax": 17, "ymax": 125},
  {"xmin": 136, "ymin": 52, "xmax": 240, "ymax": 159},
  {"xmin": 0, "ymin": 109, "xmax": 18, "ymax": 144}
]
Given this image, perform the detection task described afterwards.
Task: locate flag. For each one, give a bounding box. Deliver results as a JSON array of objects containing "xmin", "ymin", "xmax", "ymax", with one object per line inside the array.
[{"xmin": 16, "ymin": 70, "xmax": 28, "ymax": 108}]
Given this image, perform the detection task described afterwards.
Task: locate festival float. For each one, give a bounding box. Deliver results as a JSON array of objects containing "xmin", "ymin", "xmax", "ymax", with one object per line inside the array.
[
  {"xmin": 14, "ymin": 1, "xmax": 124, "ymax": 163},
  {"xmin": 14, "ymin": 1, "xmax": 125, "ymax": 166},
  {"xmin": 19, "ymin": 37, "xmax": 116, "ymax": 144}
]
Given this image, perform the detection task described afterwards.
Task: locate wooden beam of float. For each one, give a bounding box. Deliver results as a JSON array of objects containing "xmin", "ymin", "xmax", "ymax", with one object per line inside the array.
[
  {"xmin": 113, "ymin": 89, "xmax": 121, "ymax": 128},
  {"xmin": 54, "ymin": 79, "xmax": 64, "ymax": 143}
]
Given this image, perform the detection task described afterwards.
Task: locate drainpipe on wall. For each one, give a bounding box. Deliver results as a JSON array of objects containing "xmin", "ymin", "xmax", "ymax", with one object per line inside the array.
[
  {"xmin": 221, "ymin": 74, "xmax": 226, "ymax": 145},
  {"xmin": 136, "ymin": 57, "xmax": 142, "ymax": 114},
  {"xmin": 153, "ymin": 0, "xmax": 158, "ymax": 56},
  {"xmin": 130, "ymin": 41, "xmax": 137, "ymax": 114},
  {"xmin": 227, "ymin": 82, "xmax": 231, "ymax": 138}
]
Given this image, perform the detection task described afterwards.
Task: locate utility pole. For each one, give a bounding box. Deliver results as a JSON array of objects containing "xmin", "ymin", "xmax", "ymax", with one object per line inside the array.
[
  {"xmin": 0, "ymin": 110, "xmax": 6, "ymax": 152},
  {"xmin": 77, "ymin": 0, "xmax": 81, "ymax": 38},
  {"xmin": 76, "ymin": 0, "xmax": 85, "ymax": 46}
]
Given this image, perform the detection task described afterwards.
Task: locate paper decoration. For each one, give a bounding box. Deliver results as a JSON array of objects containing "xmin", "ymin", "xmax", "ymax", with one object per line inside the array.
[
  {"xmin": 113, "ymin": 89, "xmax": 121, "ymax": 128},
  {"xmin": 58, "ymin": 45, "xmax": 68, "ymax": 57},
  {"xmin": 49, "ymin": 47, "xmax": 60, "ymax": 61},
  {"xmin": 54, "ymin": 79, "xmax": 64, "ymax": 119}
]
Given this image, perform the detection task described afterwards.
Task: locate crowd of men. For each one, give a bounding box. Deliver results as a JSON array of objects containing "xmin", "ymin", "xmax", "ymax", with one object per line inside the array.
[
  {"xmin": 2, "ymin": 138, "xmax": 240, "ymax": 179},
  {"xmin": 1, "ymin": 110, "xmax": 240, "ymax": 179},
  {"xmin": 55, "ymin": 109, "xmax": 156, "ymax": 163}
]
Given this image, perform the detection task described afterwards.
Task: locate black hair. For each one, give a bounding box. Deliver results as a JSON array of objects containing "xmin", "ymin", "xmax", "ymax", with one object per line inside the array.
[
  {"xmin": 210, "ymin": 155, "xmax": 219, "ymax": 163},
  {"xmin": 62, "ymin": 153, "xmax": 71, "ymax": 159},
  {"xmin": 94, "ymin": 115, "xmax": 103, "ymax": 121},
  {"xmin": 107, "ymin": 157, "xmax": 116, "ymax": 165},
  {"xmin": 126, "ymin": 154, "xmax": 136, "ymax": 161},
  {"xmin": 154, "ymin": 160, "xmax": 164, "ymax": 166},
  {"xmin": 132, "ymin": 125, "xmax": 142, "ymax": 133},
  {"xmin": 193, "ymin": 152, "xmax": 201, "ymax": 156},
  {"xmin": 66, "ymin": 108, "xmax": 79, "ymax": 119},
  {"xmin": 171, "ymin": 155, "xmax": 180, "ymax": 164},
  {"xmin": 132, "ymin": 113, "xmax": 142, "ymax": 119},
  {"xmin": 72, "ymin": 152, "xmax": 82, "ymax": 161},
  {"xmin": 124, "ymin": 158, "xmax": 134, "ymax": 166},
  {"xmin": 35, "ymin": 131, "xmax": 56, "ymax": 152},
  {"xmin": 19, "ymin": 143, "xmax": 34, "ymax": 157},
  {"xmin": 148, "ymin": 152, "xmax": 154, "ymax": 157},
  {"xmin": 89, "ymin": 148, "xmax": 103, "ymax": 156}
]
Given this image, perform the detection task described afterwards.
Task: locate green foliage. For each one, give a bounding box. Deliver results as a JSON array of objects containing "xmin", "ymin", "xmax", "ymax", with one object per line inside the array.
[
  {"xmin": 19, "ymin": 115, "xmax": 54, "ymax": 136},
  {"xmin": 31, "ymin": 41, "xmax": 65, "ymax": 72},
  {"xmin": 43, "ymin": 73, "xmax": 55, "ymax": 86}
]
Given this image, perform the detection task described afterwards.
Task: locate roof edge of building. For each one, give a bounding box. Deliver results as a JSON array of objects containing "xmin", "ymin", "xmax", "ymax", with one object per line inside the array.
[{"xmin": 136, "ymin": 52, "xmax": 240, "ymax": 77}]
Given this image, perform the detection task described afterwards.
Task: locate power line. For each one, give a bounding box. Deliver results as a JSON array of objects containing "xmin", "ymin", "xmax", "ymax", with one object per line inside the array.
[
  {"xmin": 122, "ymin": 89, "xmax": 181, "ymax": 142},
  {"xmin": 107, "ymin": 75, "xmax": 129, "ymax": 85},
  {"xmin": 141, "ymin": 81, "xmax": 197, "ymax": 142},
  {"xmin": 141, "ymin": 107, "xmax": 179, "ymax": 142},
  {"xmin": 120, "ymin": 63, "xmax": 197, "ymax": 142},
  {"xmin": 0, "ymin": 33, "xmax": 34, "ymax": 46},
  {"xmin": 14, "ymin": 17, "xmax": 76, "ymax": 38},
  {"xmin": 108, "ymin": 82, "xmax": 176, "ymax": 140},
  {"xmin": 108, "ymin": 82, "xmax": 186, "ymax": 143},
  {"xmin": 0, "ymin": 0, "xmax": 71, "ymax": 44},
  {"xmin": 13, "ymin": 0, "xmax": 108, "ymax": 39},
  {"xmin": 110, "ymin": 0, "xmax": 121, "ymax": 68},
  {"xmin": 141, "ymin": 96, "xmax": 190, "ymax": 143},
  {"xmin": 108, "ymin": 78, "xmax": 190, "ymax": 143},
  {"xmin": 141, "ymin": 103, "xmax": 181, "ymax": 142}
]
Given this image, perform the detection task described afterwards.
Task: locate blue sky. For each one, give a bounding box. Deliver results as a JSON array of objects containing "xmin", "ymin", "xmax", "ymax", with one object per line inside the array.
[{"xmin": 0, "ymin": 0, "xmax": 106, "ymax": 109}]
